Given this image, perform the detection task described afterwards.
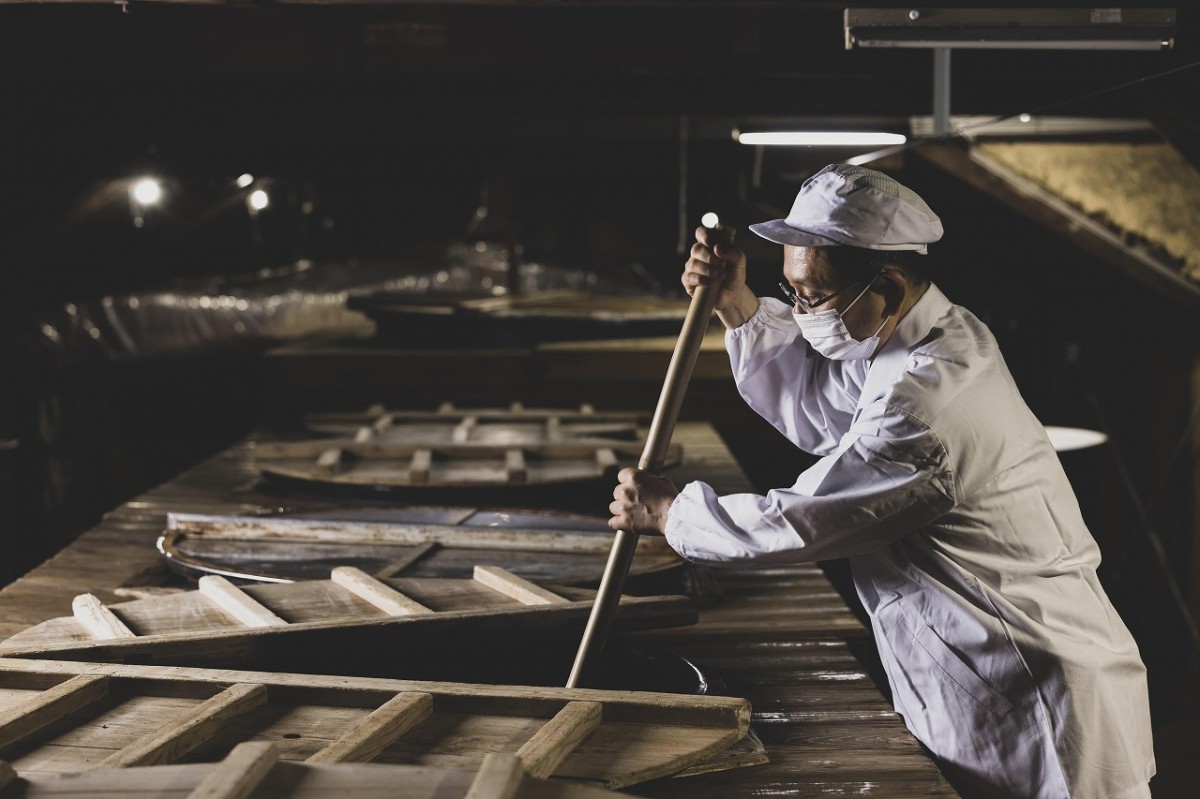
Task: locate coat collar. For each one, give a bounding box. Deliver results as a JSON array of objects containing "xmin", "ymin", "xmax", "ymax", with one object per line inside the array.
[{"xmin": 858, "ymin": 282, "xmax": 954, "ymax": 409}]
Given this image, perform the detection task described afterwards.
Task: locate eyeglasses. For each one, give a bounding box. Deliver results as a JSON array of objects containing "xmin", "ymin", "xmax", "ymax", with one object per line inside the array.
[{"xmin": 778, "ymin": 276, "xmax": 870, "ymax": 313}]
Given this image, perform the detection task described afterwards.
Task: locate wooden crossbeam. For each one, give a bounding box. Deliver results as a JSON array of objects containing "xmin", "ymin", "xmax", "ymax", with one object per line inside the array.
[
  {"xmin": 408, "ymin": 449, "xmax": 432, "ymax": 484},
  {"xmin": 465, "ymin": 753, "xmax": 526, "ymax": 799},
  {"xmin": 504, "ymin": 449, "xmax": 527, "ymax": 484},
  {"xmin": 198, "ymin": 576, "xmax": 289, "ymax": 628},
  {"xmin": 186, "ymin": 741, "xmax": 278, "ymax": 799},
  {"xmin": 306, "ymin": 691, "xmax": 433, "ymax": 763},
  {"xmin": 72, "ymin": 594, "xmax": 137, "ymax": 640},
  {"xmin": 330, "ymin": 567, "xmax": 433, "ymax": 616},
  {"xmin": 451, "ymin": 415, "xmax": 478, "ymax": 443},
  {"xmin": 516, "ymin": 701, "xmax": 603, "ymax": 778},
  {"xmin": 98, "ymin": 683, "xmax": 268, "ymax": 768},
  {"xmin": 0, "ymin": 675, "xmax": 110, "ymax": 750},
  {"xmin": 315, "ymin": 447, "xmax": 344, "ymax": 476},
  {"xmin": 473, "ymin": 566, "xmax": 566, "ymax": 606},
  {"xmin": 595, "ymin": 448, "xmax": 619, "ymax": 473}
]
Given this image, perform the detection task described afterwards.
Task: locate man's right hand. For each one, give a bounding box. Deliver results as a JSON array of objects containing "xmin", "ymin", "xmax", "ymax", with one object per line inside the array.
[{"xmin": 682, "ymin": 226, "xmax": 759, "ymax": 329}]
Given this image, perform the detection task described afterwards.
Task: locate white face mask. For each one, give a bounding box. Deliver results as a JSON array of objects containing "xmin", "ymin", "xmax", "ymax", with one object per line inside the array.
[{"xmin": 792, "ymin": 277, "xmax": 890, "ymax": 360}]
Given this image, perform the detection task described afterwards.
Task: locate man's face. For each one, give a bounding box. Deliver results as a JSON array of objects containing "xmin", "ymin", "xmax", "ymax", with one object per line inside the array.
[{"xmin": 781, "ymin": 245, "xmax": 889, "ymax": 340}]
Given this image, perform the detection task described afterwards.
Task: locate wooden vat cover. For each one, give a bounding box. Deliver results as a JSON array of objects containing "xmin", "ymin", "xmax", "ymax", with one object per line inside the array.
[
  {"xmin": 0, "ymin": 658, "xmax": 751, "ymax": 789},
  {"xmin": 254, "ymin": 403, "xmax": 679, "ymax": 490},
  {"xmin": 0, "ymin": 566, "xmax": 696, "ymax": 670}
]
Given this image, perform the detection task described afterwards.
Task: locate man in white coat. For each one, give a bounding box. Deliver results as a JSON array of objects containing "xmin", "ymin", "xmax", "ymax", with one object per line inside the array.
[{"xmin": 609, "ymin": 164, "xmax": 1155, "ymax": 798}]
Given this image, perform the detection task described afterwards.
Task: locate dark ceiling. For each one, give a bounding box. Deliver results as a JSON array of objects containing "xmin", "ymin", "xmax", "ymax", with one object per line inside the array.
[{"xmin": 1, "ymin": 2, "xmax": 1196, "ymax": 304}]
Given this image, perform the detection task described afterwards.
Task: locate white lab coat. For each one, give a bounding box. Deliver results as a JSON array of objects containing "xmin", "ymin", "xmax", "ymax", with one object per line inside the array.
[{"xmin": 665, "ymin": 286, "xmax": 1155, "ymax": 799}]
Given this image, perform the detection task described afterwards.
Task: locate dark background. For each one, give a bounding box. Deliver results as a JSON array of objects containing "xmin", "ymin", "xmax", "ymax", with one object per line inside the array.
[{"xmin": 1, "ymin": 1, "xmax": 1197, "ymax": 783}]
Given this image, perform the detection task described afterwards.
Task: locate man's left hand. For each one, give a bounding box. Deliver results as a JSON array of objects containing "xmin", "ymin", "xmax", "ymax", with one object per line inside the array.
[{"xmin": 608, "ymin": 467, "xmax": 678, "ymax": 536}]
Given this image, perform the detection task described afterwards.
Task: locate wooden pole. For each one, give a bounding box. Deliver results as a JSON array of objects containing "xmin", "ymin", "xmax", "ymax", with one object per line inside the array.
[{"xmin": 567, "ymin": 225, "xmax": 733, "ymax": 688}]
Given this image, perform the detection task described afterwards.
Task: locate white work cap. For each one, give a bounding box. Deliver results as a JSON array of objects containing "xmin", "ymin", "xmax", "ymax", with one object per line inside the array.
[{"xmin": 749, "ymin": 164, "xmax": 943, "ymax": 254}]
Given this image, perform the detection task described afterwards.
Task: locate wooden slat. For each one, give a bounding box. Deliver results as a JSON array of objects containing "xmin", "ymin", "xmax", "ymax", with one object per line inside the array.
[
  {"xmin": 408, "ymin": 449, "xmax": 432, "ymax": 484},
  {"xmin": 452, "ymin": 415, "xmax": 478, "ymax": 443},
  {"xmin": 186, "ymin": 741, "xmax": 278, "ymax": 799},
  {"xmin": 98, "ymin": 682, "xmax": 268, "ymax": 768},
  {"xmin": 330, "ymin": 567, "xmax": 434, "ymax": 616},
  {"xmin": 473, "ymin": 565, "xmax": 567, "ymax": 605},
  {"xmin": 595, "ymin": 448, "xmax": 619, "ymax": 472},
  {"xmin": 315, "ymin": 447, "xmax": 344, "ymax": 476},
  {"xmin": 197, "ymin": 576, "xmax": 288, "ymax": 628},
  {"xmin": 0, "ymin": 674, "xmax": 110, "ymax": 750},
  {"xmin": 504, "ymin": 449, "xmax": 527, "ymax": 484},
  {"xmin": 373, "ymin": 541, "xmax": 441, "ymax": 579},
  {"xmin": 465, "ymin": 753, "xmax": 526, "ymax": 799},
  {"xmin": 516, "ymin": 701, "xmax": 603, "ymax": 778},
  {"xmin": 305, "ymin": 691, "xmax": 433, "ymax": 763},
  {"xmin": 72, "ymin": 594, "xmax": 137, "ymax": 640}
]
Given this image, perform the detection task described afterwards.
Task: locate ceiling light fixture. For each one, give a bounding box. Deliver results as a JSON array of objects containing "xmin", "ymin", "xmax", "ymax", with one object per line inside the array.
[
  {"xmin": 734, "ymin": 130, "xmax": 907, "ymax": 146},
  {"xmin": 845, "ymin": 7, "xmax": 1175, "ymax": 51}
]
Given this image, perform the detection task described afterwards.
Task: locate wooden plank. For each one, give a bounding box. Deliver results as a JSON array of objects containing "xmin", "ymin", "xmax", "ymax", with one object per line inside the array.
[
  {"xmin": 504, "ymin": 449, "xmax": 527, "ymax": 484},
  {"xmin": 465, "ymin": 752, "xmax": 526, "ymax": 799},
  {"xmin": 72, "ymin": 594, "xmax": 137, "ymax": 640},
  {"xmin": 329, "ymin": 567, "xmax": 433, "ymax": 616},
  {"xmin": 197, "ymin": 576, "xmax": 289, "ymax": 628},
  {"xmin": 97, "ymin": 682, "xmax": 269, "ymax": 768},
  {"xmin": 0, "ymin": 674, "xmax": 109, "ymax": 750},
  {"xmin": 305, "ymin": 691, "xmax": 433, "ymax": 763},
  {"xmin": 516, "ymin": 700, "xmax": 603, "ymax": 778},
  {"xmin": 167, "ymin": 514, "xmax": 674, "ymax": 555},
  {"xmin": 473, "ymin": 565, "xmax": 567, "ymax": 606},
  {"xmin": 373, "ymin": 542, "xmax": 441, "ymax": 580},
  {"xmin": 315, "ymin": 447, "xmax": 344, "ymax": 476},
  {"xmin": 186, "ymin": 741, "xmax": 278, "ymax": 799},
  {"xmin": 408, "ymin": 449, "xmax": 432, "ymax": 484}
]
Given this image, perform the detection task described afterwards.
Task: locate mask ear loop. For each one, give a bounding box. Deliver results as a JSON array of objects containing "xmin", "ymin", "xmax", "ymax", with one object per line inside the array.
[{"xmin": 846, "ymin": 270, "xmax": 891, "ymax": 340}]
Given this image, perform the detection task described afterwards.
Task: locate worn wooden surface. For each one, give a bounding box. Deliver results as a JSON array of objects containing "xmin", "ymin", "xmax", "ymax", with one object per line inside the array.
[{"xmin": 0, "ymin": 422, "xmax": 958, "ymax": 796}]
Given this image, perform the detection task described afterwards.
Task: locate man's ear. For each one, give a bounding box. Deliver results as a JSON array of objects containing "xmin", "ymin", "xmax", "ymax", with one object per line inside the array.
[{"xmin": 873, "ymin": 269, "xmax": 907, "ymax": 315}]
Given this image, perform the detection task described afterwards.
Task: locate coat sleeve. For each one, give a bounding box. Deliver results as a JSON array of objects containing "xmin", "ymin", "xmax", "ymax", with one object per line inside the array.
[
  {"xmin": 727, "ymin": 298, "xmax": 866, "ymax": 456},
  {"xmin": 664, "ymin": 400, "xmax": 958, "ymax": 565}
]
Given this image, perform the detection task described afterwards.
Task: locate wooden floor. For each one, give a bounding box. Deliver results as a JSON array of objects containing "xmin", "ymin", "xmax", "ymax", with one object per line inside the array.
[{"xmin": 0, "ymin": 422, "xmax": 958, "ymax": 797}]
